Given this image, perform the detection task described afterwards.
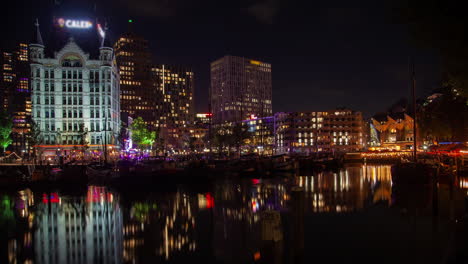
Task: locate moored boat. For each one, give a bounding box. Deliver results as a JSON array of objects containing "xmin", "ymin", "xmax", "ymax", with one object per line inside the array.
[
  {"xmin": 86, "ymin": 163, "xmax": 114, "ymax": 184},
  {"xmin": 391, "ymin": 162, "xmax": 434, "ymax": 185}
]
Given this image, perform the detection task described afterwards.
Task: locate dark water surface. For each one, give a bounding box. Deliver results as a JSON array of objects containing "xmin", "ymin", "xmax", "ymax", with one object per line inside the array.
[{"xmin": 1, "ymin": 164, "xmax": 468, "ymax": 264}]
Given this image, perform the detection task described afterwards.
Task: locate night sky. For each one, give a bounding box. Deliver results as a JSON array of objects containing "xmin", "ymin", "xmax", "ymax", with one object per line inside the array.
[{"xmin": 3, "ymin": 0, "xmax": 441, "ymax": 117}]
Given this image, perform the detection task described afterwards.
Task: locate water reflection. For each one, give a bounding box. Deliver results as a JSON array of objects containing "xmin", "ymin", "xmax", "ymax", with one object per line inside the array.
[
  {"xmin": 35, "ymin": 186, "xmax": 123, "ymax": 264},
  {"xmin": 296, "ymin": 165, "xmax": 392, "ymax": 213},
  {"xmin": 123, "ymin": 191, "xmax": 198, "ymax": 263},
  {"xmin": 2, "ymin": 165, "xmax": 459, "ymax": 264}
]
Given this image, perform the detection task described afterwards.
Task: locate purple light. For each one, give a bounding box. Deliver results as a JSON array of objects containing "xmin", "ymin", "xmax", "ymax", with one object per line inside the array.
[{"xmin": 15, "ymin": 200, "xmax": 25, "ymax": 210}]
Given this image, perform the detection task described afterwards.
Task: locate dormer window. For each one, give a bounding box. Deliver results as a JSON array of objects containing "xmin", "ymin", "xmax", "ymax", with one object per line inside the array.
[{"xmin": 61, "ymin": 54, "xmax": 83, "ymax": 67}]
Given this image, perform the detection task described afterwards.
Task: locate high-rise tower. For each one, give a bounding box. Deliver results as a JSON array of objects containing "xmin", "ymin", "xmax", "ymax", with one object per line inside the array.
[
  {"xmin": 114, "ymin": 26, "xmax": 195, "ymax": 151},
  {"xmin": 113, "ymin": 31, "xmax": 156, "ymax": 127},
  {"xmin": 0, "ymin": 43, "xmax": 31, "ymax": 153},
  {"xmin": 210, "ymin": 55, "xmax": 272, "ymax": 124}
]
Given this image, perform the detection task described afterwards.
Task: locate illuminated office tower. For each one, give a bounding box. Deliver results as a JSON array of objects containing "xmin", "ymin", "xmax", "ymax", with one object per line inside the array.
[
  {"xmin": 113, "ymin": 31, "xmax": 157, "ymax": 127},
  {"xmin": 150, "ymin": 65, "xmax": 194, "ymax": 150},
  {"xmin": 114, "ymin": 30, "xmax": 194, "ymax": 139},
  {"xmin": 30, "ymin": 19, "xmax": 120, "ymax": 158},
  {"xmin": 210, "ymin": 55, "xmax": 272, "ymax": 123},
  {"xmin": 151, "ymin": 65, "xmax": 194, "ymax": 128},
  {"xmin": 0, "ymin": 43, "xmax": 31, "ymax": 153}
]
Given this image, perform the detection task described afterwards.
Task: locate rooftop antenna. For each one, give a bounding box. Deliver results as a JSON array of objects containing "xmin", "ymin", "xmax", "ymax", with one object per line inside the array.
[{"xmin": 128, "ymin": 19, "xmax": 134, "ymax": 33}]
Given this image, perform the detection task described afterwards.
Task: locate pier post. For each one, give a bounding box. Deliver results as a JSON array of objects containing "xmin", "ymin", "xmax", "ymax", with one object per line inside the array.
[{"xmin": 290, "ymin": 187, "xmax": 305, "ymax": 263}]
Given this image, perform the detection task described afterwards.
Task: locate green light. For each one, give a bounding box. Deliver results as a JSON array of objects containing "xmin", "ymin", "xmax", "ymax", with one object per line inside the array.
[{"xmin": 128, "ymin": 19, "xmax": 133, "ymax": 23}]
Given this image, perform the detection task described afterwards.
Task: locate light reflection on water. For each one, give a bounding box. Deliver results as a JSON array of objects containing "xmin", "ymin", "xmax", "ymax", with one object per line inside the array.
[
  {"xmin": 1, "ymin": 165, "xmax": 464, "ymax": 264},
  {"xmin": 296, "ymin": 165, "xmax": 393, "ymax": 213}
]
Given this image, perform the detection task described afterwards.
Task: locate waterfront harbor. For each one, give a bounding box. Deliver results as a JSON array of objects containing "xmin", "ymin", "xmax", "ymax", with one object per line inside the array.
[{"xmin": 1, "ymin": 1, "xmax": 468, "ymax": 263}]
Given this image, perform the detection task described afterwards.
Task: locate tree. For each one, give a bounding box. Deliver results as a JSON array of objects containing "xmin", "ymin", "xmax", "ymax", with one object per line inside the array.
[
  {"xmin": 0, "ymin": 112, "xmax": 13, "ymax": 154},
  {"xmin": 130, "ymin": 117, "xmax": 156, "ymax": 151},
  {"xmin": 419, "ymin": 86, "xmax": 468, "ymax": 142},
  {"xmin": 118, "ymin": 124, "xmax": 129, "ymax": 150},
  {"xmin": 212, "ymin": 127, "xmax": 229, "ymax": 156},
  {"xmin": 390, "ymin": 1, "xmax": 468, "ymax": 142},
  {"xmin": 155, "ymin": 127, "xmax": 165, "ymax": 155},
  {"xmin": 26, "ymin": 118, "xmax": 42, "ymax": 162},
  {"xmin": 180, "ymin": 131, "xmax": 198, "ymax": 153},
  {"xmin": 80, "ymin": 124, "xmax": 89, "ymax": 160},
  {"xmin": 229, "ymin": 123, "xmax": 252, "ymax": 157}
]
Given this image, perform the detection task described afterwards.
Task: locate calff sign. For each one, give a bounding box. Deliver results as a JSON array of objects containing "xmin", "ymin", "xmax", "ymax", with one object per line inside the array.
[{"xmin": 57, "ymin": 18, "xmax": 93, "ymax": 29}]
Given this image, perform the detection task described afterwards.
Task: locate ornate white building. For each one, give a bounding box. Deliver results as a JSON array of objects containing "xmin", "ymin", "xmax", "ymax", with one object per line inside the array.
[{"xmin": 29, "ymin": 21, "xmax": 120, "ymax": 158}]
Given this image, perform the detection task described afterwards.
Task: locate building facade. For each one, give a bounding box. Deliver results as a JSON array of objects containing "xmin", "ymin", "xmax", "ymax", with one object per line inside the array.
[
  {"xmin": 150, "ymin": 64, "xmax": 194, "ymax": 152},
  {"xmin": 113, "ymin": 32, "xmax": 156, "ymax": 127},
  {"xmin": 114, "ymin": 30, "xmax": 194, "ymax": 152},
  {"xmin": 0, "ymin": 43, "xmax": 31, "ymax": 153},
  {"xmin": 30, "ymin": 21, "xmax": 120, "ymax": 159},
  {"xmin": 370, "ymin": 113, "xmax": 414, "ymax": 150},
  {"xmin": 242, "ymin": 115, "xmax": 275, "ymax": 155},
  {"xmin": 195, "ymin": 113, "xmax": 212, "ymax": 127},
  {"xmin": 150, "ymin": 64, "xmax": 194, "ymax": 129},
  {"xmin": 275, "ymin": 109, "xmax": 365, "ymax": 154},
  {"xmin": 210, "ymin": 55, "xmax": 272, "ymax": 124}
]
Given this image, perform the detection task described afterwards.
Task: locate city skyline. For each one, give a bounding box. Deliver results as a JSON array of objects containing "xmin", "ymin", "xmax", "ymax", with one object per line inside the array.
[
  {"xmin": 1, "ymin": 0, "xmax": 440, "ymax": 117},
  {"xmin": 0, "ymin": 1, "xmax": 467, "ymax": 263},
  {"xmin": 0, "ymin": 16, "xmax": 371, "ymax": 155}
]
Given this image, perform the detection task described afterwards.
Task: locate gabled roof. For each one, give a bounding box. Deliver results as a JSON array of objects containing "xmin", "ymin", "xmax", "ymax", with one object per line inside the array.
[
  {"xmin": 371, "ymin": 112, "xmax": 414, "ymax": 132},
  {"xmin": 54, "ymin": 37, "xmax": 90, "ymax": 61}
]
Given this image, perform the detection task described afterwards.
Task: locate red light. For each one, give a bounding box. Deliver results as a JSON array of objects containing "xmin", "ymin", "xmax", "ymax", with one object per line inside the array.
[
  {"xmin": 252, "ymin": 179, "xmax": 260, "ymax": 185},
  {"xmin": 252, "ymin": 200, "xmax": 257, "ymax": 211},
  {"xmin": 87, "ymin": 186, "xmax": 112, "ymax": 203},
  {"xmin": 42, "ymin": 193, "xmax": 48, "ymax": 203},
  {"xmin": 254, "ymin": 251, "xmax": 261, "ymax": 261},
  {"xmin": 50, "ymin": 192, "xmax": 60, "ymax": 203},
  {"xmin": 205, "ymin": 193, "xmax": 214, "ymax": 209}
]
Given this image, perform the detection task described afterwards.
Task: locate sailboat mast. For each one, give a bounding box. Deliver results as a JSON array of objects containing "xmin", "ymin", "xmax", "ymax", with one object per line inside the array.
[
  {"xmin": 412, "ymin": 62, "xmax": 417, "ymax": 162},
  {"xmin": 104, "ymin": 115, "xmax": 108, "ymax": 163}
]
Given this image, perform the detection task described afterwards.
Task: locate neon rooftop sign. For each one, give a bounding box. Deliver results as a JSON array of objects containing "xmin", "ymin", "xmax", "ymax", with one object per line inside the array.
[{"xmin": 57, "ymin": 18, "xmax": 93, "ymax": 29}]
